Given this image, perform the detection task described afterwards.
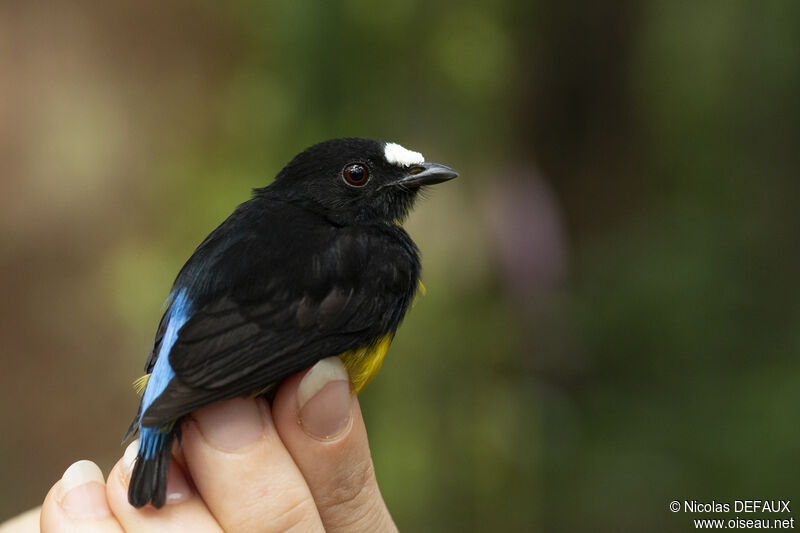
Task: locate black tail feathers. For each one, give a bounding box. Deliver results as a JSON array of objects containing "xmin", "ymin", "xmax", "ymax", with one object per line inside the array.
[
  {"xmin": 127, "ymin": 429, "xmax": 177, "ymax": 509},
  {"xmin": 122, "ymin": 405, "xmax": 141, "ymax": 444}
]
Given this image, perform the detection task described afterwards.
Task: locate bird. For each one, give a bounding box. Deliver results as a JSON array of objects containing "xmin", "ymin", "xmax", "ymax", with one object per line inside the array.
[{"xmin": 124, "ymin": 137, "xmax": 457, "ymax": 508}]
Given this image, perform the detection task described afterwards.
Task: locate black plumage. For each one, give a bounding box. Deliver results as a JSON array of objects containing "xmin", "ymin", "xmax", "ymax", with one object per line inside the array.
[{"xmin": 125, "ymin": 138, "xmax": 457, "ymax": 508}]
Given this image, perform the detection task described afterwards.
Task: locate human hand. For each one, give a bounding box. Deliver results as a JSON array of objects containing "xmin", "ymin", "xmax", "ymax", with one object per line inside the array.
[{"xmin": 36, "ymin": 357, "xmax": 398, "ymax": 532}]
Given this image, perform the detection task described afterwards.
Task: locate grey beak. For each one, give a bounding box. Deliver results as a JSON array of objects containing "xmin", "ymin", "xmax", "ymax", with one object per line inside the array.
[{"xmin": 392, "ymin": 162, "xmax": 458, "ymax": 188}]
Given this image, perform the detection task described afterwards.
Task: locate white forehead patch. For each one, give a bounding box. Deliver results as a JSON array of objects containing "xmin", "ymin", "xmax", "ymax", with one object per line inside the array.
[{"xmin": 383, "ymin": 142, "xmax": 425, "ymax": 167}]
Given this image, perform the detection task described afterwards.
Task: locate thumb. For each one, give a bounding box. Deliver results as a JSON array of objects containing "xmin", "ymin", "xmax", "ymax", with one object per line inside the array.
[{"xmin": 272, "ymin": 357, "xmax": 398, "ymax": 533}]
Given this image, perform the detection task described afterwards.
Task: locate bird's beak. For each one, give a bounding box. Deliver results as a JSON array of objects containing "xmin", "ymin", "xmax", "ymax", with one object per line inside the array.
[{"xmin": 391, "ymin": 162, "xmax": 458, "ymax": 188}]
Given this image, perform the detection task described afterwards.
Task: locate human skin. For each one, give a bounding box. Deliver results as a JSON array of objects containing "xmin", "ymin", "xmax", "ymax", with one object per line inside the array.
[{"xmin": 3, "ymin": 357, "xmax": 398, "ymax": 533}]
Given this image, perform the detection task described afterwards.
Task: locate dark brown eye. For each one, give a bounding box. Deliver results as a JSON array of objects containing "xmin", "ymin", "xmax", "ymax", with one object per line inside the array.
[{"xmin": 343, "ymin": 163, "xmax": 369, "ymax": 186}]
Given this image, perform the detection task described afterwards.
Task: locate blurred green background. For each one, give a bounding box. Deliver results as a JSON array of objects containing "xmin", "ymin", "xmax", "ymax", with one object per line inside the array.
[{"xmin": 1, "ymin": 1, "xmax": 799, "ymax": 531}]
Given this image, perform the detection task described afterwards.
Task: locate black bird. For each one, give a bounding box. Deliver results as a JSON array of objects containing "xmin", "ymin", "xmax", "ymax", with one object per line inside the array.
[{"xmin": 125, "ymin": 138, "xmax": 457, "ymax": 508}]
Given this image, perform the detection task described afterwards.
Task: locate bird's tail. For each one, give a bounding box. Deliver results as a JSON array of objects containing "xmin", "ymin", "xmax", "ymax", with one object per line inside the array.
[{"xmin": 127, "ymin": 424, "xmax": 178, "ymax": 509}]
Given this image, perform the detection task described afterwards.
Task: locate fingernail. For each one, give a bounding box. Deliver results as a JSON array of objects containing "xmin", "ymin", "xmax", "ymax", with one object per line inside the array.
[
  {"xmin": 195, "ymin": 397, "xmax": 264, "ymax": 452},
  {"xmin": 122, "ymin": 440, "xmax": 138, "ymax": 476},
  {"xmin": 298, "ymin": 357, "xmax": 353, "ymax": 440},
  {"xmin": 165, "ymin": 462, "xmax": 193, "ymax": 505},
  {"xmin": 60, "ymin": 460, "xmax": 111, "ymax": 519}
]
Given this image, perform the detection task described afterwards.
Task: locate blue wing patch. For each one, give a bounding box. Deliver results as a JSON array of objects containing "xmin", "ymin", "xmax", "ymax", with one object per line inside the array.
[{"xmin": 139, "ymin": 288, "xmax": 192, "ymax": 459}]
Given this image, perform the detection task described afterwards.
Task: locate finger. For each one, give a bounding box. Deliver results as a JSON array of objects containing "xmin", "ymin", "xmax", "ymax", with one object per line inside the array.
[
  {"xmin": 181, "ymin": 397, "xmax": 325, "ymax": 533},
  {"xmin": 272, "ymin": 357, "xmax": 398, "ymax": 533},
  {"xmin": 106, "ymin": 440, "xmax": 223, "ymax": 532},
  {"xmin": 0, "ymin": 507, "xmax": 40, "ymax": 533},
  {"xmin": 40, "ymin": 460, "xmax": 124, "ymax": 533}
]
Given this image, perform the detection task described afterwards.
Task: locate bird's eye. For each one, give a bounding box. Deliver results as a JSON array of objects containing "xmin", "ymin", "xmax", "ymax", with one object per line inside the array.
[{"xmin": 342, "ymin": 163, "xmax": 369, "ymax": 187}]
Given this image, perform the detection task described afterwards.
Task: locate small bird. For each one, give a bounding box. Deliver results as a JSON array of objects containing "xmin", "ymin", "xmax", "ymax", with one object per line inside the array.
[{"xmin": 124, "ymin": 138, "xmax": 457, "ymax": 508}]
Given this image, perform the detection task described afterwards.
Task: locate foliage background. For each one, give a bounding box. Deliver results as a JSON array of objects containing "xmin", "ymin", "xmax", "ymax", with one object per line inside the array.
[{"xmin": 1, "ymin": 1, "xmax": 798, "ymax": 531}]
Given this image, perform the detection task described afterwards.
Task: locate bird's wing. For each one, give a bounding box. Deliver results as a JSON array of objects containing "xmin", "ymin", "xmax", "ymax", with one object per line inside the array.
[
  {"xmin": 143, "ymin": 306, "xmax": 170, "ymax": 374},
  {"xmin": 139, "ymin": 223, "xmax": 416, "ymax": 427}
]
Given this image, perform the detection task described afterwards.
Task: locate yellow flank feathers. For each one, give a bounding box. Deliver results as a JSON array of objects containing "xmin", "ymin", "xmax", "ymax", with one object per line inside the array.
[
  {"xmin": 338, "ymin": 334, "xmax": 393, "ymax": 393},
  {"xmin": 250, "ymin": 382, "xmax": 275, "ymax": 398},
  {"xmin": 133, "ymin": 374, "xmax": 151, "ymax": 396},
  {"xmin": 412, "ymin": 279, "xmax": 426, "ymax": 306},
  {"xmin": 157, "ymin": 420, "xmax": 176, "ymax": 434}
]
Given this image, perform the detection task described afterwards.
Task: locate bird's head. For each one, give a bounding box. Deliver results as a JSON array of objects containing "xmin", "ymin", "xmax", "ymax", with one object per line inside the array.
[{"xmin": 267, "ymin": 138, "xmax": 457, "ymax": 226}]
